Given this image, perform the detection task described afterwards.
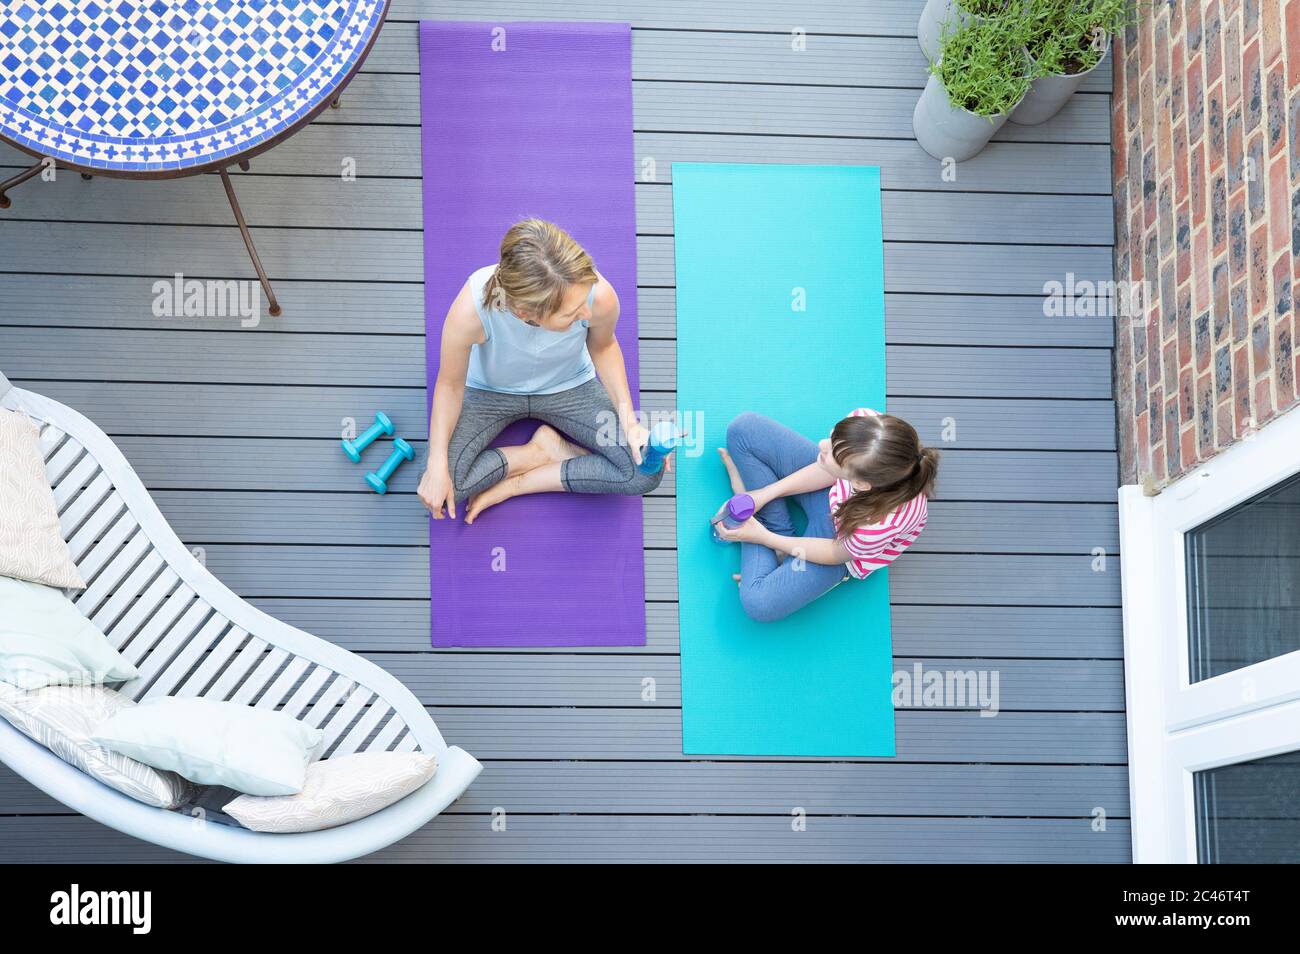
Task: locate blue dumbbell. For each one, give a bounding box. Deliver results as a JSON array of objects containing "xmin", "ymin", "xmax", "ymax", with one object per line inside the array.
[
  {"xmin": 342, "ymin": 411, "xmax": 394, "ymax": 463},
  {"xmin": 365, "ymin": 438, "xmax": 414, "ymax": 495}
]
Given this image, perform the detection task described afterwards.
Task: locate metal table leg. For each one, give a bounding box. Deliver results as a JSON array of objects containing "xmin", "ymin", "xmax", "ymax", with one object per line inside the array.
[
  {"xmin": 219, "ymin": 166, "xmax": 282, "ymax": 317},
  {"xmin": 0, "ymin": 160, "xmax": 46, "ymax": 208}
]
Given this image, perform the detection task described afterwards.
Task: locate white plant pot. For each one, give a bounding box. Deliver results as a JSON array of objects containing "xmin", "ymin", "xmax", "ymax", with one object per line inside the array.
[
  {"xmin": 912, "ymin": 71, "xmax": 1020, "ymax": 162},
  {"xmin": 917, "ymin": 0, "xmax": 975, "ymax": 63},
  {"xmin": 1010, "ymin": 36, "xmax": 1109, "ymax": 125}
]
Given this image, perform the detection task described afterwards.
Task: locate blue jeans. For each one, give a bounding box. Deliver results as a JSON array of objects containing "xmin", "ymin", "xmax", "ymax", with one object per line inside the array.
[{"xmin": 725, "ymin": 412, "xmax": 849, "ymax": 623}]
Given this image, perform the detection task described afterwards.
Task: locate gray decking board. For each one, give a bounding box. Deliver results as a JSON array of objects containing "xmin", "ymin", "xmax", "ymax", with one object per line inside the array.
[
  {"xmin": 366, "ymin": 760, "xmax": 1135, "ymax": 817},
  {"xmin": 0, "ymin": 170, "xmax": 1117, "ymax": 246},
  {"xmin": 5, "ymin": 381, "xmax": 1119, "ymax": 449},
  {"xmin": 0, "ymin": 708, "xmax": 1129, "ymax": 766},
  {"xmin": 0, "ymin": 1, "xmax": 1126, "ymax": 862},
  {"xmin": 0, "ymin": 814, "xmax": 1130, "ymax": 863},
  {"xmin": 7, "ymin": 382, "xmax": 1118, "ymax": 452},
  {"xmin": 303, "ymin": 72, "xmax": 1112, "ymax": 142},
  {"xmin": 365, "ymin": 815, "xmax": 1132, "ymax": 863},
  {"xmin": 2, "ymin": 133, "xmax": 1115, "ymax": 196},
  {"xmin": 166, "ymin": 545, "xmax": 1122, "ymax": 605},
  {"xmin": 0, "ymin": 222, "xmax": 1111, "ymax": 294},
  {"xmin": 102, "ymin": 437, "xmax": 1121, "ymax": 502},
  {"xmin": 150, "ymin": 492, "xmax": 1120, "ymax": 553},
  {"xmin": 315, "ymin": 20, "xmax": 1114, "ymax": 94},
  {"xmin": 0, "ymin": 275, "xmax": 1116, "ymax": 348},
  {"xmin": 0, "ymin": 761, "xmax": 1131, "ymax": 817},
  {"xmin": 0, "ymin": 272, "xmax": 1118, "ymax": 350},
  {"xmin": 0, "ymin": 329, "xmax": 1114, "ymax": 397},
  {"xmin": 365, "ymin": 654, "xmax": 1125, "ymax": 711},
  {"xmin": 241, "ymin": 600, "xmax": 1123, "ymax": 658},
  {"xmin": 426, "ymin": 708, "xmax": 1130, "ymax": 763},
  {"xmin": 391, "ymin": 0, "xmax": 949, "ymax": 34},
  {"xmin": 0, "ymin": 74, "xmax": 1111, "ymax": 145}
]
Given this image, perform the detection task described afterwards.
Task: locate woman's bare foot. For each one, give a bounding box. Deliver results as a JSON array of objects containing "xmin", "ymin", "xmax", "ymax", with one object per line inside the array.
[
  {"xmin": 465, "ymin": 473, "xmax": 525, "ymax": 524},
  {"xmin": 717, "ymin": 448, "xmax": 746, "ymax": 495},
  {"xmin": 498, "ymin": 425, "xmax": 590, "ymax": 484},
  {"xmin": 529, "ymin": 424, "xmax": 588, "ymax": 464},
  {"xmin": 465, "ymin": 458, "xmax": 567, "ymax": 525}
]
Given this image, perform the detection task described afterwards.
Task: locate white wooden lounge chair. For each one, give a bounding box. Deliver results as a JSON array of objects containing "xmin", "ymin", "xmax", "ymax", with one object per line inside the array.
[{"xmin": 0, "ymin": 373, "xmax": 481, "ymax": 863}]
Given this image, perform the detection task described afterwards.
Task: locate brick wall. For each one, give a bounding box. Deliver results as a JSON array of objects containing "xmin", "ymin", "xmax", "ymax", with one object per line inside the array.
[{"xmin": 1112, "ymin": 0, "xmax": 1299, "ymax": 487}]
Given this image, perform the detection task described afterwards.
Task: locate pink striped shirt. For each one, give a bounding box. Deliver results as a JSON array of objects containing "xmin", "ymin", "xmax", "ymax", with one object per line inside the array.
[{"xmin": 826, "ymin": 407, "xmax": 929, "ymax": 580}]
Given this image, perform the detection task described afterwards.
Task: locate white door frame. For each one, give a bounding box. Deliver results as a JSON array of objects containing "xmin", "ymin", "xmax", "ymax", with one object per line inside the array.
[{"xmin": 1119, "ymin": 406, "xmax": 1300, "ymax": 863}]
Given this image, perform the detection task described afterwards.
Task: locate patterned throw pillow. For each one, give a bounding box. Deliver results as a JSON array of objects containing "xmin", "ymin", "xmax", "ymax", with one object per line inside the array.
[
  {"xmin": 0, "ymin": 682, "xmax": 194, "ymax": 809},
  {"xmin": 223, "ymin": 752, "xmax": 438, "ymax": 833},
  {"xmin": 0, "ymin": 409, "xmax": 84, "ymax": 590}
]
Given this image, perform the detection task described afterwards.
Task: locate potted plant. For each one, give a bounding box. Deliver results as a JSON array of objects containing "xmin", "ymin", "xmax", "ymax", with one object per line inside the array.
[
  {"xmin": 1009, "ymin": 0, "xmax": 1138, "ymax": 125},
  {"xmin": 913, "ymin": 16, "xmax": 1032, "ymax": 161},
  {"xmin": 917, "ymin": 0, "xmax": 1011, "ymax": 64}
]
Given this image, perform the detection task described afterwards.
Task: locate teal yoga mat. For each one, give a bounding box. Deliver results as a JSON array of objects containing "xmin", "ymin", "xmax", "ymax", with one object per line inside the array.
[{"xmin": 673, "ymin": 163, "xmax": 895, "ymax": 757}]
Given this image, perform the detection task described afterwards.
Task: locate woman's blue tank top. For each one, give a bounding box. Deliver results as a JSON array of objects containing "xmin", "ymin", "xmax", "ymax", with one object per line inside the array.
[{"xmin": 464, "ymin": 265, "xmax": 598, "ymax": 395}]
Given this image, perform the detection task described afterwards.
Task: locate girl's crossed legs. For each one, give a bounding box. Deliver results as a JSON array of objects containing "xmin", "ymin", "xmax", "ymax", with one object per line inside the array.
[{"xmin": 724, "ymin": 412, "xmax": 848, "ymax": 622}]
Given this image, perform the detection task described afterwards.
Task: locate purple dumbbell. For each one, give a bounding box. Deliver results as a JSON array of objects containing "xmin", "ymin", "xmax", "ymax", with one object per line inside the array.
[{"xmin": 342, "ymin": 411, "xmax": 394, "ymax": 463}]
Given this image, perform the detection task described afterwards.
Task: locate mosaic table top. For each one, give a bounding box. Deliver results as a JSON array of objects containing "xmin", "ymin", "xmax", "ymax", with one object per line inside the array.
[{"xmin": 0, "ymin": 0, "xmax": 387, "ymax": 174}]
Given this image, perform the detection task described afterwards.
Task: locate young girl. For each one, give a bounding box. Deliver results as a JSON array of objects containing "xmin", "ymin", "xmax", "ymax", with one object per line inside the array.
[
  {"xmin": 713, "ymin": 409, "xmax": 938, "ymax": 622},
  {"xmin": 419, "ymin": 219, "xmax": 668, "ymax": 522}
]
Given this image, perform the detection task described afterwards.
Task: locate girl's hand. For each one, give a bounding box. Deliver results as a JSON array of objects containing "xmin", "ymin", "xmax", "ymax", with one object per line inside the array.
[
  {"xmin": 713, "ymin": 516, "xmax": 768, "ymax": 545},
  {"xmin": 418, "ymin": 463, "xmax": 457, "ymax": 519}
]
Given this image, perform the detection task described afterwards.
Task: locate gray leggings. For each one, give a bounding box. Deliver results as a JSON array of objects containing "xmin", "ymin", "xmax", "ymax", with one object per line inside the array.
[{"xmin": 447, "ymin": 378, "xmax": 665, "ymax": 500}]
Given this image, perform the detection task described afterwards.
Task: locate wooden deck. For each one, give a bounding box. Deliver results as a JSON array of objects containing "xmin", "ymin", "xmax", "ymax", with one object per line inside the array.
[{"xmin": 0, "ymin": 0, "xmax": 1127, "ymax": 862}]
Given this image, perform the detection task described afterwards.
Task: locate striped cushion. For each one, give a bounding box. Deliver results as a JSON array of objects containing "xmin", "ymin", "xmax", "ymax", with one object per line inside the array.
[
  {"xmin": 0, "ymin": 409, "xmax": 83, "ymax": 590},
  {"xmin": 0, "ymin": 682, "xmax": 194, "ymax": 810},
  {"xmin": 223, "ymin": 752, "xmax": 438, "ymax": 833}
]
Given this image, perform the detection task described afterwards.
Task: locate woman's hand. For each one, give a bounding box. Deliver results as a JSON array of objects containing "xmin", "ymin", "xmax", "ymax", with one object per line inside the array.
[
  {"xmin": 624, "ymin": 415, "xmax": 676, "ymax": 471},
  {"xmin": 418, "ymin": 463, "xmax": 457, "ymax": 519},
  {"xmin": 624, "ymin": 417, "xmax": 649, "ymax": 467},
  {"xmin": 712, "ymin": 516, "xmax": 770, "ymax": 545}
]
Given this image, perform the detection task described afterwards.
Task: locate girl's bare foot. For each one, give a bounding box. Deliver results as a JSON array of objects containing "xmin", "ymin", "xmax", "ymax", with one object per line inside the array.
[
  {"xmin": 530, "ymin": 424, "xmax": 589, "ymax": 464},
  {"xmin": 717, "ymin": 447, "xmax": 746, "ymax": 495},
  {"xmin": 732, "ymin": 573, "xmax": 741, "ymax": 586},
  {"xmin": 465, "ymin": 473, "xmax": 525, "ymax": 524}
]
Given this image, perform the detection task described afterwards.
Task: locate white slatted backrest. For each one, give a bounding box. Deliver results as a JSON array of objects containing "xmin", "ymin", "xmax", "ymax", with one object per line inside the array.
[{"xmin": 27, "ymin": 413, "xmax": 422, "ymax": 757}]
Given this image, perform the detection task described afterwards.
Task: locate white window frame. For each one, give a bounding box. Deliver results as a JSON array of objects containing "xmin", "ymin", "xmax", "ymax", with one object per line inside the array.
[
  {"xmin": 1163, "ymin": 697, "xmax": 1300, "ymax": 862},
  {"xmin": 1120, "ymin": 406, "xmax": 1300, "ymax": 863}
]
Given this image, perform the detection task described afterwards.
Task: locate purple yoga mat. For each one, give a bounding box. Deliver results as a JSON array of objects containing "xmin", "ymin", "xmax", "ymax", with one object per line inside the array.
[{"xmin": 419, "ymin": 21, "xmax": 645, "ymax": 647}]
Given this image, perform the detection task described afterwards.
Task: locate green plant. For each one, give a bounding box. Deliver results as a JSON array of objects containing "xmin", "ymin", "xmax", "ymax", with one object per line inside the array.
[
  {"xmin": 932, "ymin": 15, "xmax": 1032, "ymax": 118},
  {"xmin": 955, "ymin": 0, "xmax": 1012, "ymax": 13},
  {"xmin": 1023, "ymin": 0, "xmax": 1140, "ymax": 75}
]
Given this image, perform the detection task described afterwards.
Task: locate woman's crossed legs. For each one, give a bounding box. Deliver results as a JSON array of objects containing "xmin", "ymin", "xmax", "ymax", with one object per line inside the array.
[{"xmin": 448, "ymin": 379, "xmax": 663, "ymax": 522}]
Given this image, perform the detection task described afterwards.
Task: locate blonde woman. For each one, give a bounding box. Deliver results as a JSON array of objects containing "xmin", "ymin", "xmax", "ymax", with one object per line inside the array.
[{"xmin": 419, "ymin": 219, "xmax": 668, "ymax": 523}]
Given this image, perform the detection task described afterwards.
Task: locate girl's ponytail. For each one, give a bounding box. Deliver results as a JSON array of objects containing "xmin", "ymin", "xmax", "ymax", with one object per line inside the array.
[{"xmin": 830, "ymin": 414, "xmax": 938, "ymax": 536}]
